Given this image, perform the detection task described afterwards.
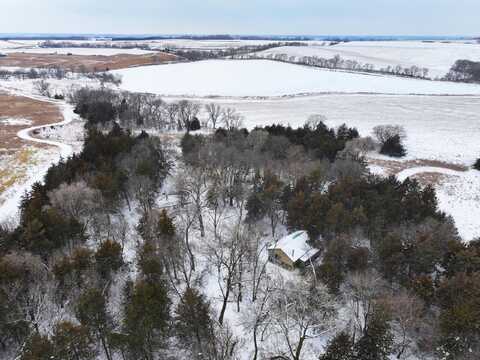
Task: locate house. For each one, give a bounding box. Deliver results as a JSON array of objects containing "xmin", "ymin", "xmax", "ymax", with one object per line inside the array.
[{"xmin": 267, "ymin": 230, "xmax": 321, "ymax": 270}]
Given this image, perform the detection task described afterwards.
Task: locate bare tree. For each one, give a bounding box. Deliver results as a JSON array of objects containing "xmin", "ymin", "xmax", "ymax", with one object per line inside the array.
[
  {"xmin": 271, "ymin": 278, "xmax": 336, "ymax": 360},
  {"xmin": 305, "ymin": 114, "xmax": 327, "ymax": 129},
  {"xmin": 372, "ymin": 125, "xmax": 407, "ymax": 146},
  {"xmin": 220, "ymin": 108, "xmax": 244, "ymax": 130},
  {"xmin": 211, "ymin": 320, "xmax": 241, "ymax": 360},
  {"xmin": 176, "ymin": 166, "xmax": 209, "ymax": 238},
  {"xmin": 176, "ymin": 200, "xmax": 198, "ymax": 273},
  {"xmin": 381, "ymin": 291, "xmax": 424, "ymax": 359},
  {"xmin": 48, "ymin": 180, "xmax": 100, "ymax": 223},
  {"xmin": 243, "ymin": 280, "xmax": 274, "ymax": 360},
  {"xmin": 246, "ymin": 228, "xmax": 269, "ymax": 302},
  {"xmin": 205, "ymin": 103, "xmax": 222, "ymax": 129},
  {"xmin": 34, "ymin": 80, "xmax": 51, "ymax": 97},
  {"xmin": 177, "ymin": 100, "xmax": 200, "ymax": 131},
  {"xmin": 247, "ymin": 129, "xmax": 269, "ymax": 153},
  {"xmin": 165, "ymin": 102, "xmax": 179, "ymax": 130},
  {"xmin": 345, "ymin": 270, "xmax": 385, "ymax": 341},
  {"xmin": 206, "ymin": 180, "xmax": 227, "ymax": 240},
  {"xmin": 205, "ymin": 224, "xmax": 248, "ymax": 325}
]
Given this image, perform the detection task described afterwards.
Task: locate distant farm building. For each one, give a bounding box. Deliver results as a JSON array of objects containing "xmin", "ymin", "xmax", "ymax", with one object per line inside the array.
[{"xmin": 267, "ymin": 231, "xmax": 321, "ymax": 270}]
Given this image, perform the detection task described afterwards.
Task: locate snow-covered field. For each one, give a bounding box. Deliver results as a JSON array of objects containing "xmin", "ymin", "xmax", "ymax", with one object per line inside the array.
[
  {"xmin": 169, "ymin": 94, "xmax": 480, "ymax": 167},
  {"xmin": 114, "ymin": 59, "xmax": 480, "ymax": 97},
  {"xmin": 257, "ymin": 40, "xmax": 480, "ymax": 78},
  {"xmin": 0, "ymin": 75, "xmax": 101, "ymax": 98},
  {"xmin": 142, "ymin": 39, "xmax": 302, "ymax": 50}
]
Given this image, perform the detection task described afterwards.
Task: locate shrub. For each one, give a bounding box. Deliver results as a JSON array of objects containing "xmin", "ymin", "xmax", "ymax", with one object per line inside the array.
[
  {"xmin": 380, "ymin": 134, "xmax": 406, "ymax": 157},
  {"xmin": 188, "ymin": 117, "xmax": 201, "ymax": 131},
  {"xmin": 473, "ymin": 158, "xmax": 480, "ymax": 171}
]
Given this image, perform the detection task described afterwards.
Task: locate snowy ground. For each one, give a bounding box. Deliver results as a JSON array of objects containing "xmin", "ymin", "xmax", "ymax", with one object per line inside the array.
[
  {"xmin": 140, "ymin": 39, "xmax": 305, "ymax": 50},
  {"xmin": 396, "ymin": 167, "xmax": 480, "ymax": 240},
  {"xmin": 257, "ymin": 40, "xmax": 480, "ymax": 78},
  {"xmin": 114, "ymin": 59, "xmax": 480, "ymax": 97},
  {"xmin": 169, "ymin": 94, "xmax": 480, "ymax": 167},
  {"xmin": 0, "ymin": 75, "xmax": 102, "ymax": 98},
  {"xmin": 0, "ymin": 39, "xmax": 300, "ymax": 53}
]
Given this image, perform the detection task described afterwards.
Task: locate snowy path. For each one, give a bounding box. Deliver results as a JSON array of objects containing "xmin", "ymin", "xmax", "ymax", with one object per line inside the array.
[
  {"xmin": 16, "ymin": 102, "xmax": 75, "ymax": 158},
  {"xmin": 0, "ymin": 94, "xmax": 77, "ymax": 224}
]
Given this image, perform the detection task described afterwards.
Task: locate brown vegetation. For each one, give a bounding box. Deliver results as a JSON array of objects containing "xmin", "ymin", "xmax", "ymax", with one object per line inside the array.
[
  {"xmin": 0, "ymin": 51, "xmax": 178, "ymax": 72},
  {"xmin": 369, "ymin": 158, "xmax": 467, "ymax": 175},
  {"xmin": 0, "ymin": 93, "xmax": 62, "ymax": 199},
  {"xmin": 368, "ymin": 158, "xmax": 466, "ymax": 186},
  {"xmin": 0, "ymin": 93, "xmax": 62, "ymax": 151}
]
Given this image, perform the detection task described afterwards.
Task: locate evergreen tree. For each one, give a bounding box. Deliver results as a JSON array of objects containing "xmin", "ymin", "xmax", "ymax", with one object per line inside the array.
[
  {"xmin": 137, "ymin": 242, "xmax": 163, "ymax": 281},
  {"xmin": 157, "ymin": 209, "xmax": 176, "ymax": 237},
  {"xmin": 473, "ymin": 158, "xmax": 480, "ymax": 171},
  {"xmin": 75, "ymin": 288, "xmax": 113, "ymax": 360},
  {"xmin": 320, "ymin": 331, "xmax": 354, "ymax": 360},
  {"xmin": 51, "ymin": 321, "xmax": 96, "ymax": 360},
  {"xmin": 354, "ymin": 306, "xmax": 393, "ymax": 360},
  {"xmin": 175, "ymin": 287, "xmax": 215, "ymax": 358},
  {"xmin": 95, "ymin": 240, "xmax": 124, "ymax": 280},
  {"xmin": 122, "ymin": 280, "xmax": 171, "ymax": 359},
  {"xmin": 379, "ymin": 135, "xmax": 406, "ymax": 157}
]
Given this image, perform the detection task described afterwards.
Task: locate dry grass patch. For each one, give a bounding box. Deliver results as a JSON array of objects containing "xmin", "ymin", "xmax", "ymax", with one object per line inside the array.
[
  {"xmin": 368, "ymin": 158, "xmax": 467, "ymax": 177},
  {"xmin": 0, "ymin": 52, "xmax": 178, "ymax": 72},
  {"xmin": 0, "ymin": 93, "xmax": 62, "ymax": 199},
  {"xmin": 0, "ymin": 93, "xmax": 62, "ymax": 151},
  {"xmin": 368, "ymin": 157, "xmax": 467, "ymax": 187},
  {"xmin": 0, "ymin": 150, "xmax": 34, "ymax": 195}
]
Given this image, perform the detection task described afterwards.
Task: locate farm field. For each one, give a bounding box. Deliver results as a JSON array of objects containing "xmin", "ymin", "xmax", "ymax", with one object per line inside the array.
[
  {"xmin": 1, "ymin": 47, "xmax": 157, "ymax": 56},
  {"xmin": 0, "ymin": 92, "xmax": 79, "ymax": 223},
  {"xmin": 183, "ymin": 94, "xmax": 480, "ymax": 166},
  {"xmin": 114, "ymin": 59, "xmax": 480, "ymax": 97},
  {"xmin": 0, "ymin": 93, "xmax": 62, "ymax": 217},
  {"xmin": 0, "ymin": 51, "xmax": 177, "ymax": 71},
  {"xmin": 257, "ymin": 40, "xmax": 480, "ymax": 78}
]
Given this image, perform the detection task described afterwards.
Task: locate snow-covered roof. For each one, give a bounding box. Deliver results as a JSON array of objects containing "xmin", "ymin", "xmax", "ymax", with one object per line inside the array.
[{"xmin": 268, "ymin": 230, "xmax": 320, "ymax": 263}]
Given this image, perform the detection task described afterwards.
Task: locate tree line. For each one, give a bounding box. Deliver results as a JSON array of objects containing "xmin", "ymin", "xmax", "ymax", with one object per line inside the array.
[
  {"xmin": 444, "ymin": 59, "xmax": 480, "ymax": 83},
  {"xmin": 71, "ymin": 87, "xmax": 243, "ymax": 133},
  {"xmin": 166, "ymin": 42, "xmax": 306, "ymax": 61},
  {"xmin": 242, "ymin": 52, "xmax": 430, "ymax": 79}
]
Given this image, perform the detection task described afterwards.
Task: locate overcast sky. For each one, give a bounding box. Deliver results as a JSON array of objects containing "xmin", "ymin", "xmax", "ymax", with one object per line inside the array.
[{"xmin": 2, "ymin": 0, "xmax": 478, "ymax": 36}]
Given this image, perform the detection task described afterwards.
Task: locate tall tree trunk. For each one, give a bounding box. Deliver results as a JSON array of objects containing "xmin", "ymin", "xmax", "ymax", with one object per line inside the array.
[
  {"xmin": 100, "ymin": 335, "xmax": 112, "ymax": 360},
  {"xmin": 252, "ymin": 323, "xmax": 259, "ymax": 360},
  {"xmin": 185, "ymin": 229, "xmax": 195, "ymax": 272},
  {"xmin": 237, "ymin": 262, "xmax": 243, "ymax": 312},
  {"xmin": 294, "ymin": 333, "xmax": 306, "ymax": 360},
  {"xmin": 198, "ymin": 210, "xmax": 205, "ymax": 238},
  {"xmin": 219, "ymin": 276, "xmax": 232, "ymax": 325}
]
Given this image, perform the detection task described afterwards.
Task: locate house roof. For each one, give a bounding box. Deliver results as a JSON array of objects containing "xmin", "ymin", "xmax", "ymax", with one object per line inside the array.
[{"xmin": 268, "ymin": 230, "xmax": 320, "ymax": 263}]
